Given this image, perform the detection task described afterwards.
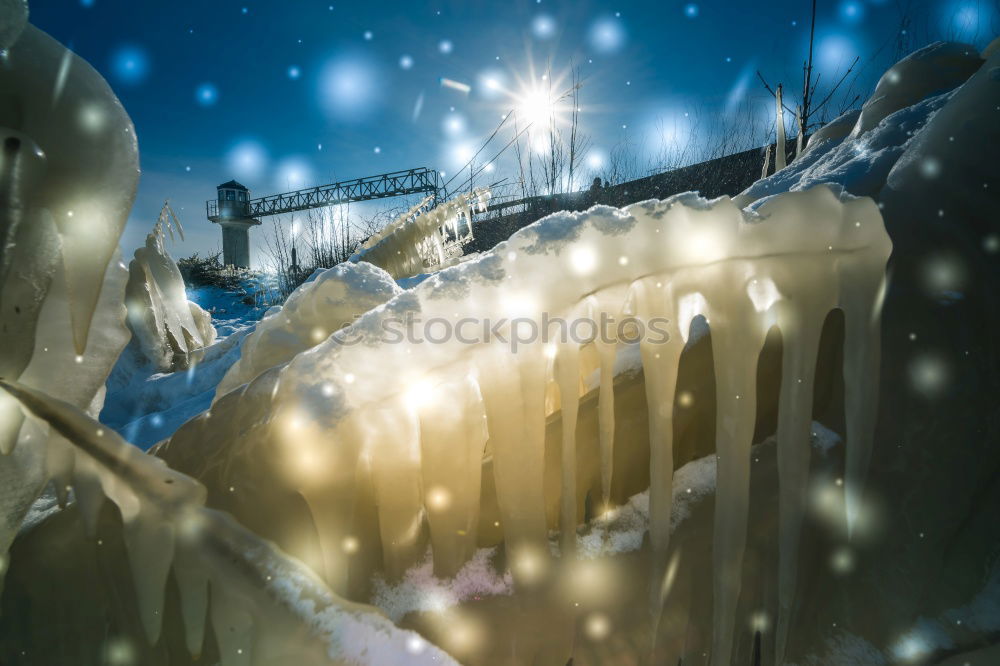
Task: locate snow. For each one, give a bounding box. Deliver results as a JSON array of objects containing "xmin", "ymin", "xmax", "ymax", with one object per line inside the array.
[
  {"xmin": 737, "ymin": 91, "xmax": 952, "ymax": 208},
  {"xmin": 738, "ymin": 41, "xmax": 986, "ymax": 210},
  {"xmin": 101, "ymin": 284, "xmax": 263, "ymax": 450},
  {"xmin": 371, "ymin": 547, "xmax": 513, "ymax": 622},
  {"xmin": 215, "ymin": 262, "xmax": 401, "ymax": 399}
]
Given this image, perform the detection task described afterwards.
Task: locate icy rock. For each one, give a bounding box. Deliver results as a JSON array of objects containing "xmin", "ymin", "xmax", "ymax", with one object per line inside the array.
[
  {"xmin": 215, "ymin": 261, "xmax": 400, "ymax": 398},
  {"xmin": 124, "ymin": 228, "xmax": 217, "ymax": 372},
  {"xmin": 850, "ymin": 41, "xmax": 983, "ymax": 138}
]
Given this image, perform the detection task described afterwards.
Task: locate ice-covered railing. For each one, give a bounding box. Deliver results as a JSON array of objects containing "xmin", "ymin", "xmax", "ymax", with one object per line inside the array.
[
  {"xmin": 350, "ymin": 188, "xmax": 490, "ymax": 278},
  {"xmin": 171, "ymin": 184, "xmax": 890, "ymax": 665}
]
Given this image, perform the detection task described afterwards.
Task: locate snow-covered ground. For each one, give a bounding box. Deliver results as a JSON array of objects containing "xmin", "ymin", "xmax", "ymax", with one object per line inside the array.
[{"xmin": 99, "ymin": 283, "xmax": 268, "ymax": 449}]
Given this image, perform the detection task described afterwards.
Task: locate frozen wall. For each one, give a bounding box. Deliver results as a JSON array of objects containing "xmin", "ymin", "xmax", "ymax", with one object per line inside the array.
[{"xmin": 161, "ymin": 183, "xmax": 891, "ymax": 666}]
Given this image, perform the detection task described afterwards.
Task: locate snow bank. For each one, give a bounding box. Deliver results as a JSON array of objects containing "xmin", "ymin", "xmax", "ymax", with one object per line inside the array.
[
  {"xmin": 850, "ymin": 42, "xmax": 982, "ymax": 138},
  {"xmin": 738, "ymin": 41, "xmax": 985, "ymax": 209}
]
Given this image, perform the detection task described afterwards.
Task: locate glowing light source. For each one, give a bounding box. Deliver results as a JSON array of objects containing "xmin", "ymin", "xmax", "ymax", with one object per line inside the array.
[
  {"xmin": 318, "ymin": 55, "xmax": 380, "ymax": 121},
  {"xmin": 404, "ymin": 378, "xmax": 436, "ymax": 409},
  {"xmin": 531, "ymin": 14, "xmax": 556, "ymax": 39},
  {"xmin": 839, "ymin": 0, "xmax": 864, "ymax": 22},
  {"xmin": 443, "ymin": 113, "xmax": 466, "ymax": 136},
  {"xmin": 588, "ymin": 17, "xmax": 626, "ymax": 53},
  {"xmin": 569, "ymin": 246, "xmax": 598, "ymax": 275},
  {"xmin": 399, "ymin": 54, "xmax": 414, "ymax": 70},
  {"xmin": 275, "ymin": 156, "xmax": 314, "ymax": 190},
  {"xmin": 517, "ymin": 87, "xmax": 556, "ymax": 129},
  {"xmin": 110, "ymin": 45, "xmax": 150, "ymax": 84},
  {"xmin": 426, "ymin": 486, "xmax": 451, "ymax": 511},
  {"xmin": 195, "ymin": 82, "xmax": 218, "ymax": 106},
  {"xmin": 584, "ymin": 612, "xmax": 611, "ymax": 640},
  {"xmin": 226, "ymin": 140, "xmax": 269, "ymax": 180}
]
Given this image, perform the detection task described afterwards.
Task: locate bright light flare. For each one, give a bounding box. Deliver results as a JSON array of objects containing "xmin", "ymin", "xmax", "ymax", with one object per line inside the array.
[
  {"xmin": 517, "ymin": 87, "xmax": 556, "ymax": 129},
  {"xmin": 569, "ymin": 246, "xmax": 599, "ymax": 276},
  {"xmin": 404, "ymin": 378, "xmax": 436, "ymax": 410},
  {"xmin": 319, "ymin": 54, "xmax": 380, "ymax": 121}
]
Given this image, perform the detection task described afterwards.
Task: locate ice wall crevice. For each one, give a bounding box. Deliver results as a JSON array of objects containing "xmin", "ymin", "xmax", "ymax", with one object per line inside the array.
[{"xmin": 163, "ymin": 184, "xmax": 891, "ymax": 665}]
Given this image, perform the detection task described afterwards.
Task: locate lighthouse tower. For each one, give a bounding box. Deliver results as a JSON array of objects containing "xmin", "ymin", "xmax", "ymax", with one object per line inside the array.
[{"xmin": 207, "ymin": 180, "xmax": 260, "ymax": 268}]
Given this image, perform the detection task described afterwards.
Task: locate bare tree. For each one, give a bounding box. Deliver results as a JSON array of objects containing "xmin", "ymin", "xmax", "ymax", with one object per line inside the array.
[{"xmin": 757, "ymin": 0, "xmax": 861, "ymax": 159}]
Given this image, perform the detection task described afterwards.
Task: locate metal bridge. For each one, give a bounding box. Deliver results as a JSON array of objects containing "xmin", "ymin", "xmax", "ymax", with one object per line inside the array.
[{"xmin": 206, "ymin": 167, "xmax": 442, "ymax": 222}]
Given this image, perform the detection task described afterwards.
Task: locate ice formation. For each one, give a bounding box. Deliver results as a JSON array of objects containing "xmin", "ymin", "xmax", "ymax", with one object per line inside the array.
[
  {"xmin": 1, "ymin": 379, "xmax": 457, "ymax": 666},
  {"xmin": 350, "ymin": 188, "xmax": 490, "ymax": 278},
  {"xmin": 0, "ymin": 16, "xmax": 135, "ymax": 581},
  {"xmin": 124, "ymin": 209, "xmax": 217, "ymax": 372},
  {"xmin": 215, "ymin": 261, "xmax": 401, "ymax": 398},
  {"xmin": 163, "ymin": 183, "xmax": 891, "ymax": 665}
]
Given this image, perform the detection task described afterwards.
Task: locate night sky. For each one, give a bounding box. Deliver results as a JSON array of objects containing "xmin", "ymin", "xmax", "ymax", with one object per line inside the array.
[{"xmin": 29, "ymin": 0, "xmax": 999, "ymax": 267}]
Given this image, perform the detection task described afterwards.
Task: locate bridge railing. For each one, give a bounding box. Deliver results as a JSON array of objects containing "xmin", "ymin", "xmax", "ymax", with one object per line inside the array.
[{"xmin": 206, "ymin": 167, "xmax": 443, "ymax": 221}]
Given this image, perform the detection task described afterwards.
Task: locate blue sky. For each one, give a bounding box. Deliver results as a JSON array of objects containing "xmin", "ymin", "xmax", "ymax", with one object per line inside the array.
[{"xmin": 30, "ymin": 0, "xmax": 999, "ymax": 266}]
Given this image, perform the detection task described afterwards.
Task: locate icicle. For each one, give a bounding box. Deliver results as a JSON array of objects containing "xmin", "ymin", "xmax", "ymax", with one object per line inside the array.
[
  {"xmin": 635, "ymin": 278, "xmax": 684, "ymax": 619},
  {"xmin": 210, "ymin": 584, "xmax": 255, "ymax": 666},
  {"xmin": 368, "ymin": 404, "xmax": 425, "ymax": 578},
  {"xmin": 416, "ymin": 371, "xmax": 487, "ymax": 576},
  {"xmin": 773, "ymin": 300, "xmax": 824, "ymax": 664},
  {"xmin": 476, "ymin": 345, "xmax": 549, "ymax": 583},
  {"xmin": 761, "ymin": 145, "xmax": 772, "ymax": 180},
  {"xmin": 587, "ymin": 289, "xmax": 626, "ymax": 509},
  {"xmin": 122, "ymin": 506, "xmax": 175, "ymax": 642},
  {"xmin": 842, "ymin": 281, "xmax": 884, "ymax": 538},
  {"xmin": 709, "ymin": 291, "xmax": 767, "ymax": 666},
  {"xmin": 72, "ymin": 457, "xmax": 106, "ymax": 537},
  {"xmin": 173, "ymin": 541, "xmax": 210, "ymax": 659},
  {"xmin": 554, "ymin": 341, "xmax": 581, "ymax": 557}
]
